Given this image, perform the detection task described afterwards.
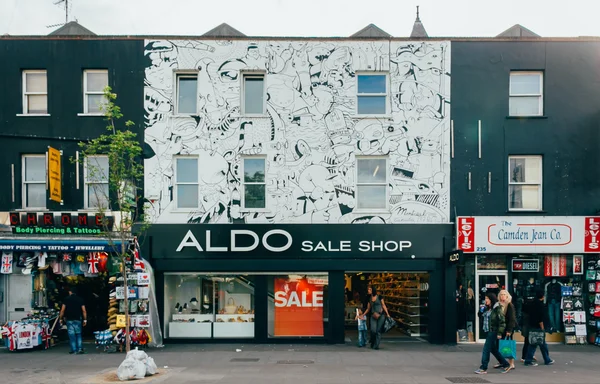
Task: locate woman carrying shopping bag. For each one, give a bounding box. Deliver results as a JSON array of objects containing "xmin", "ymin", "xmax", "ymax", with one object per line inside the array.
[
  {"xmin": 497, "ymin": 290, "xmax": 517, "ymax": 372},
  {"xmin": 474, "ymin": 293, "xmax": 511, "ymax": 375}
]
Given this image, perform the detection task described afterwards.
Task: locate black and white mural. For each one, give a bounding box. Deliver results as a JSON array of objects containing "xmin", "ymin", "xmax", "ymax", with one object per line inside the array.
[{"xmin": 144, "ymin": 40, "xmax": 450, "ymax": 224}]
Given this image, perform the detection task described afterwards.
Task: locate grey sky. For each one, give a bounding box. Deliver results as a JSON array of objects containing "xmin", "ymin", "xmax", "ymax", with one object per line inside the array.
[{"xmin": 2, "ymin": 0, "xmax": 599, "ymax": 37}]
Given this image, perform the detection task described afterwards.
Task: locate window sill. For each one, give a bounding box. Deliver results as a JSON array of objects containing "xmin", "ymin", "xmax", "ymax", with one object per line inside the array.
[
  {"xmin": 16, "ymin": 114, "xmax": 50, "ymax": 117},
  {"xmin": 353, "ymin": 115, "xmax": 392, "ymax": 119},
  {"xmin": 171, "ymin": 114, "xmax": 198, "ymax": 118},
  {"xmin": 77, "ymin": 208, "xmax": 107, "ymax": 213},
  {"xmin": 77, "ymin": 113, "xmax": 104, "ymax": 117},
  {"xmin": 15, "ymin": 208, "xmax": 49, "ymax": 212},
  {"xmin": 239, "ymin": 208, "xmax": 270, "ymax": 213},
  {"xmin": 505, "ymin": 210, "xmax": 547, "ymax": 214},
  {"xmin": 506, "ymin": 116, "xmax": 548, "ymax": 120},
  {"xmin": 241, "ymin": 114, "xmax": 269, "ymax": 119},
  {"xmin": 353, "ymin": 209, "xmax": 390, "ymax": 214}
]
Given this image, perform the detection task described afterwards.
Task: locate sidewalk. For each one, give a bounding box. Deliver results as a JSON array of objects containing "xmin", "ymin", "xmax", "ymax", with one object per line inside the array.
[{"xmin": 0, "ymin": 340, "xmax": 598, "ymax": 384}]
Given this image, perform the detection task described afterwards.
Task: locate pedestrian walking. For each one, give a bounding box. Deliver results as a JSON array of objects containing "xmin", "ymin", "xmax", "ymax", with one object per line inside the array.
[
  {"xmin": 497, "ymin": 290, "xmax": 517, "ymax": 372},
  {"xmin": 523, "ymin": 290, "xmax": 554, "ymax": 367},
  {"xmin": 59, "ymin": 286, "xmax": 87, "ymax": 354},
  {"xmin": 474, "ymin": 293, "xmax": 511, "ymax": 374},
  {"xmin": 363, "ymin": 286, "xmax": 390, "ymax": 350}
]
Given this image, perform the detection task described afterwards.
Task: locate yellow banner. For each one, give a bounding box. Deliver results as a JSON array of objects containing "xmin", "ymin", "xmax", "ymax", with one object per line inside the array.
[{"xmin": 48, "ymin": 147, "xmax": 61, "ymax": 203}]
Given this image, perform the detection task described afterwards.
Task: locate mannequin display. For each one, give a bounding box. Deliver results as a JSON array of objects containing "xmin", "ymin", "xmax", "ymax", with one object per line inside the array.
[
  {"xmin": 456, "ymin": 283, "xmax": 466, "ymax": 330},
  {"xmin": 466, "ymin": 283, "xmax": 475, "ymax": 334},
  {"xmin": 545, "ymin": 278, "xmax": 563, "ymax": 332},
  {"xmin": 512, "ymin": 279, "xmax": 523, "ymax": 331},
  {"xmin": 524, "ymin": 277, "xmax": 537, "ymax": 301}
]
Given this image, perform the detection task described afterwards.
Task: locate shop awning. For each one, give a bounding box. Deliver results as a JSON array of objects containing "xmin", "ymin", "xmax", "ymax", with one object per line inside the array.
[{"xmin": 0, "ymin": 237, "xmax": 125, "ymax": 252}]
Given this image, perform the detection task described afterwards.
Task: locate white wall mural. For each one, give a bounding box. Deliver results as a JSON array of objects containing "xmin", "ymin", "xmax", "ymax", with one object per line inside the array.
[{"xmin": 144, "ymin": 39, "xmax": 451, "ymax": 224}]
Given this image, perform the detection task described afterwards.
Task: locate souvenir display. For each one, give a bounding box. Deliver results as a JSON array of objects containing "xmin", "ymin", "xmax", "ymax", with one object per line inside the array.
[
  {"xmin": 561, "ymin": 276, "xmax": 586, "ymax": 344},
  {"xmin": 585, "ymin": 255, "xmax": 600, "ymax": 347}
]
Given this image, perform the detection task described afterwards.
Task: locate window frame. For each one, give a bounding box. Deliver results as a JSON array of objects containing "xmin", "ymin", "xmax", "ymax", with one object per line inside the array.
[
  {"xmin": 84, "ymin": 155, "xmax": 110, "ymax": 210},
  {"xmin": 241, "ymin": 155, "xmax": 268, "ymax": 211},
  {"xmin": 174, "ymin": 72, "xmax": 199, "ymax": 115},
  {"xmin": 507, "ymin": 155, "xmax": 543, "ymax": 212},
  {"xmin": 241, "ymin": 72, "xmax": 267, "ymax": 116},
  {"xmin": 356, "ymin": 72, "xmax": 389, "ymax": 116},
  {"xmin": 22, "ymin": 70, "xmax": 48, "ymax": 115},
  {"xmin": 174, "ymin": 156, "xmax": 200, "ymax": 210},
  {"xmin": 21, "ymin": 154, "xmax": 47, "ymax": 210},
  {"xmin": 83, "ymin": 69, "xmax": 108, "ymax": 115},
  {"xmin": 355, "ymin": 156, "xmax": 389, "ymax": 212},
  {"xmin": 509, "ymin": 71, "xmax": 544, "ymax": 117}
]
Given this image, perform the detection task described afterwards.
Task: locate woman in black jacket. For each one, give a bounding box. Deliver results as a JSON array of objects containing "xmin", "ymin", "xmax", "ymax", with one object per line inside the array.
[{"xmin": 498, "ymin": 290, "xmax": 517, "ymax": 371}]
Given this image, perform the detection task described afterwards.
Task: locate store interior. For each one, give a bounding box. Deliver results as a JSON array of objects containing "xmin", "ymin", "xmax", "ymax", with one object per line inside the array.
[{"xmin": 344, "ymin": 272, "xmax": 430, "ymax": 341}]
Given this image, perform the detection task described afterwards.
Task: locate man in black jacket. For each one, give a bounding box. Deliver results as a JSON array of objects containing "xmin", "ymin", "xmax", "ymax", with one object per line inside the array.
[{"xmin": 523, "ymin": 290, "xmax": 554, "ymax": 366}]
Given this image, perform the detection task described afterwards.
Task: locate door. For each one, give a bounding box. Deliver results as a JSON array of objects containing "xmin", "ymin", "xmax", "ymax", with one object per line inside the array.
[
  {"xmin": 7, "ymin": 274, "xmax": 32, "ymax": 321},
  {"xmin": 476, "ymin": 272, "xmax": 508, "ymax": 341}
]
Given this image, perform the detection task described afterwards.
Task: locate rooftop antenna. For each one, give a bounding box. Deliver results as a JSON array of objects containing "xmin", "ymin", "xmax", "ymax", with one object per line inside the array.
[
  {"xmin": 46, "ymin": 0, "xmax": 72, "ymax": 29},
  {"xmin": 416, "ymin": 5, "xmax": 421, "ymax": 22}
]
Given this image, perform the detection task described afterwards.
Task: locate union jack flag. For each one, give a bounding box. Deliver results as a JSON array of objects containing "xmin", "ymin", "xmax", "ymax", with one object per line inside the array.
[
  {"xmin": 563, "ymin": 312, "xmax": 575, "ymax": 323},
  {"xmin": 132, "ymin": 237, "xmax": 145, "ymax": 272},
  {"xmin": 87, "ymin": 253, "xmax": 100, "ymax": 274}
]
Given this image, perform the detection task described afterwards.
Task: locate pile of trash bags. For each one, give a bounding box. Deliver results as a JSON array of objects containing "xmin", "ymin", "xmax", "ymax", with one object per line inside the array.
[{"xmin": 116, "ymin": 347, "xmax": 158, "ymax": 381}]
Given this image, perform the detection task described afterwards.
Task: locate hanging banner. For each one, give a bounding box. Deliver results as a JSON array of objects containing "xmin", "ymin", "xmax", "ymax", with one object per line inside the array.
[
  {"xmin": 544, "ymin": 255, "xmax": 567, "ymax": 277},
  {"xmin": 273, "ymin": 276, "xmax": 325, "ymax": 337},
  {"xmin": 47, "ymin": 147, "xmax": 62, "ymax": 203}
]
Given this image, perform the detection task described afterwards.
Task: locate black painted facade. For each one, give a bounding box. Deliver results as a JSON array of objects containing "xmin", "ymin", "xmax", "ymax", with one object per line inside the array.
[
  {"xmin": 451, "ymin": 41, "xmax": 600, "ymax": 217},
  {"xmin": 0, "ymin": 38, "xmax": 145, "ymax": 211}
]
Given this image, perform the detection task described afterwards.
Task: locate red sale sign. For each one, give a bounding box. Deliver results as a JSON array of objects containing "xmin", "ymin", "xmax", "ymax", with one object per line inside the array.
[
  {"xmin": 457, "ymin": 217, "xmax": 475, "ymax": 252},
  {"xmin": 584, "ymin": 217, "xmax": 600, "ymax": 252},
  {"xmin": 274, "ymin": 277, "xmax": 324, "ymax": 337}
]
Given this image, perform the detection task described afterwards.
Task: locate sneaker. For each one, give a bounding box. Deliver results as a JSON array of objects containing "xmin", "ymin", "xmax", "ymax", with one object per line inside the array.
[
  {"xmin": 545, "ymin": 360, "xmax": 555, "ymax": 365},
  {"xmin": 474, "ymin": 369, "xmax": 487, "ymax": 374},
  {"xmin": 524, "ymin": 362, "xmax": 539, "ymax": 367},
  {"xmin": 77, "ymin": 350, "xmax": 86, "ymax": 354},
  {"xmin": 501, "ymin": 366, "xmax": 513, "ymax": 374},
  {"xmin": 69, "ymin": 351, "xmax": 76, "ymax": 355}
]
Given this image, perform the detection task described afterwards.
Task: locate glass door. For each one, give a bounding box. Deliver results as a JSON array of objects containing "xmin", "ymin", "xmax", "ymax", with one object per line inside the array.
[{"xmin": 476, "ymin": 272, "xmax": 508, "ymax": 341}]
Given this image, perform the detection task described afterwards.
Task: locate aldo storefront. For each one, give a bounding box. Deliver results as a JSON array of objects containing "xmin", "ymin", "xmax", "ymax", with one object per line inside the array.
[
  {"xmin": 455, "ymin": 216, "xmax": 600, "ymax": 347},
  {"xmin": 141, "ymin": 223, "xmax": 456, "ymax": 344}
]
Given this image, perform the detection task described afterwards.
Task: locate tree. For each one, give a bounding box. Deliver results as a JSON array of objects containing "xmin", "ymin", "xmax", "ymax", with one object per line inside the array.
[{"xmin": 75, "ymin": 86, "xmax": 148, "ymax": 352}]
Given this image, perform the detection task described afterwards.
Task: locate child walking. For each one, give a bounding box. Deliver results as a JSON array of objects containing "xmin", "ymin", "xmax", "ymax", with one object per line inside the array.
[{"xmin": 356, "ymin": 308, "xmax": 368, "ymax": 347}]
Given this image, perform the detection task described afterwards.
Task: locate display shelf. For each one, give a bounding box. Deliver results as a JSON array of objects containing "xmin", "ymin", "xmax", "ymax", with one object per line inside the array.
[
  {"xmin": 172, "ymin": 314, "xmax": 214, "ymax": 322},
  {"xmin": 169, "ymin": 322, "xmax": 212, "ymax": 338},
  {"xmin": 213, "ymin": 322, "xmax": 255, "ymax": 338}
]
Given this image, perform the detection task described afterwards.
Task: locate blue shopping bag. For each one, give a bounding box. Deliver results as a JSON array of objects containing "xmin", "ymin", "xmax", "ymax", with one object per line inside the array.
[{"xmin": 499, "ymin": 339, "xmax": 516, "ymax": 359}]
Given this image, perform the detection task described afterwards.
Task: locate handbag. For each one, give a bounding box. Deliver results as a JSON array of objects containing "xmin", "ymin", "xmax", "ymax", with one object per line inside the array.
[
  {"xmin": 382, "ymin": 316, "xmax": 396, "ymax": 333},
  {"xmin": 499, "ymin": 338, "xmax": 516, "ymax": 359},
  {"xmin": 372, "ymin": 312, "xmax": 381, "ymax": 320},
  {"xmin": 528, "ymin": 329, "xmax": 546, "ymax": 346}
]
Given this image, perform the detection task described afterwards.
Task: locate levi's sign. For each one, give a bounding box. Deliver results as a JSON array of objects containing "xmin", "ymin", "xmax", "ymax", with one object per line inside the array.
[
  {"xmin": 147, "ymin": 224, "xmax": 453, "ymax": 259},
  {"xmin": 457, "ymin": 216, "xmax": 600, "ymax": 254}
]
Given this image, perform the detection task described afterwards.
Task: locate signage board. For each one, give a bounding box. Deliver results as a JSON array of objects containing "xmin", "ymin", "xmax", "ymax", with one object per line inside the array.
[
  {"xmin": 447, "ymin": 250, "xmax": 462, "ymax": 264},
  {"xmin": 273, "ymin": 276, "xmax": 324, "ymax": 337},
  {"xmin": 9, "ymin": 212, "xmax": 113, "ymax": 235},
  {"xmin": 457, "ymin": 216, "xmax": 600, "ymax": 253},
  {"xmin": 511, "ymin": 259, "xmax": 540, "ymax": 272},
  {"xmin": 48, "ymin": 147, "xmax": 62, "ymax": 203}
]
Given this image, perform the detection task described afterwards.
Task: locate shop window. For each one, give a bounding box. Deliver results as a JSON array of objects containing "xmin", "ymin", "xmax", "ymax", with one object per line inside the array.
[
  {"xmin": 164, "ymin": 274, "xmax": 255, "ymax": 339},
  {"xmin": 83, "ymin": 70, "xmax": 108, "ymax": 114},
  {"xmin": 456, "ymin": 258, "xmax": 476, "ymax": 342},
  {"xmin": 242, "ymin": 73, "xmax": 265, "ymax": 115},
  {"xmin": 175, "ymin": 157, "xmax": 199, "ymax": 209},
  {"xmin": 509, "ymin": 71, "xmax": 543, "ymax": 116},
  {"xmin": 242, "ymin": 157, "xmax": 266, "ymax": 209},
  {"xmin": 22, "ymin": 155, "xmax": 46, "ymax": 209},
  {"xmin": 268, "ymin": 273, "xmax": 328, "ymax": 338},
  {"xmin": 508, "ymin": 156, "xmax": 542, "ymax": 211},
  {"xmin": 22, "ymin": 70, "xmax": 48, "ymax": 114},
  {"xmin": 356, "ymin": 157, "xmax": 387, "ymax": 210},
  {"xmin": 357, "ymin": 73, "xmax": 387, "ymax": 115},
  {"xmin": 84, "ymin": 155, "xmax": 109, "ymax": 209},
  {"xmin": 175, "ymin": 74, "xmax": 198, "ymax": 114}
]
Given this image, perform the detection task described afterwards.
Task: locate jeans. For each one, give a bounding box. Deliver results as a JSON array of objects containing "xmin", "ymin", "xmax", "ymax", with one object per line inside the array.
[
  {"xmin": 480, "ymin": 332, "xmax": 509, "ymax": 370},
  {"xmin": 67, "ymin": 320, "xmax": 83, "ymax": 353},
  {"xmin": 370, "ymin": 314, "xmax": 385, "ymax": 349},
  {"xmin": 358, "ymin": 330, "xmax": 368, "ymax": 347},
  {"xmin": 548, "ymin": 299, "xmax": 560, "ymax": 332},
  {"xmin": 525, "ymin": 340, "xmax": 551, "ymax": 365}
]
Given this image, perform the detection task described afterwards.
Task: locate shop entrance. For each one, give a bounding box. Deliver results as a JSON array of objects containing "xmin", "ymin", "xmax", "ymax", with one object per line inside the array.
[
  {"xmin": 475, "ymin": 271, "xmax": 508, "ymax": 341},
  {"xmin": 344, "ymin": 272, "xmax": 430, "ymax": 343}
]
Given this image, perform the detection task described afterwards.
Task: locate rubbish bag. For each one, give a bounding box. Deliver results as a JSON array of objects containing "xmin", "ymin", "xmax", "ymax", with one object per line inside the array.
[
  {"xmin": 117, "ymin": 357, "xmax": 146, "ymax": 381},
  {"xmin": 499, "ymin": 339, "xmax": 516, "ymax": 359},
  {"xmin": 382, "ymin": 316, "xmax": 397, "ymax": 333},
  {"xmin": 145, "ymin": 356, "xmax": 157, "ymax": 376},
  {"xmin": 126, "ymin": 347, "xmax": 148, "ymax": 361}
]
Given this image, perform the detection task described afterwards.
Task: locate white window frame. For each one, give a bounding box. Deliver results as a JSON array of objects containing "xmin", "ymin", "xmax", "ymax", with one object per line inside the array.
[
  {"xmin": 21, "ymin": 154, "xmax": 46, "ymax": 209},
  {"xmin": 508, "ymin": 155, "xmax": 543, "ymax": 211},
  {"xmin": 356, "ymin": 72, "xmax": 389, "ymax": 116},
  {"xmin": 84, "ymin": 155, "xmax": 110, "ymax": 210},
  {"xmin": 22, "ymin": 70, "xmax": 48, "ymax": 115},
  {"xmin": 355, "ymin": 156, "xmax": 388, "ymax": 212},
  {"xmin": 509, "ymin": 71, "xmax": 543, "ymax": 117},
  {"xmin": 174, "ymin": 156, "xmax": 199, "ymax": 210},
  {"xmin": 241, "ymin": 72, "xmax": 267, "ymax": 116},
  {"xmin": 82, "ymin": 69, "xmax": 108, "ymax": 115},
  {"xmin": 241, "ymin": 156, "xmax": 267, "ymax": 211},
  {"xmin": 174, "ymin": 72, "xmax": 198, "ymax": 115}
]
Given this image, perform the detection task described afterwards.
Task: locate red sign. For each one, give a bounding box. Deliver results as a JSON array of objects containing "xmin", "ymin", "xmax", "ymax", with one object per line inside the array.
[
  {"xmin": 584, "ymin": 217, "xmax": 600, "ymax": 252},
  {"xmin": 544, "ymin": 255, "xmax": 567, "ymax": 277},
  {"xmin": 457, "ymin": 217, "xmax": 475, "ymax": 253},
  {"xmin": 274, "ymin": 277, "xmax": 324, "ymax": 337}
]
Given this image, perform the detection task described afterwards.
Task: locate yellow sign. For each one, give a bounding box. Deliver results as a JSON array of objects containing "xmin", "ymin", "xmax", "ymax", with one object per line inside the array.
[
  {"xmin": 116, "ymin": 315, "xmax": 127, "ymax": 328},
  {"xmin": 48, "ymin": 147, "xmax": 62, "ymax": 203}
]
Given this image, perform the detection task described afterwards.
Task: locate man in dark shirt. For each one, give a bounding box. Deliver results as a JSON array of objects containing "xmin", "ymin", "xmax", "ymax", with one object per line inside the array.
[
  {"xmin": 524, "ymin": 290, "xmax": 554, "ymax": 366},
  {"xmin": 59, "ymin": 287, "xmax": 87, "ymax": 354}
]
